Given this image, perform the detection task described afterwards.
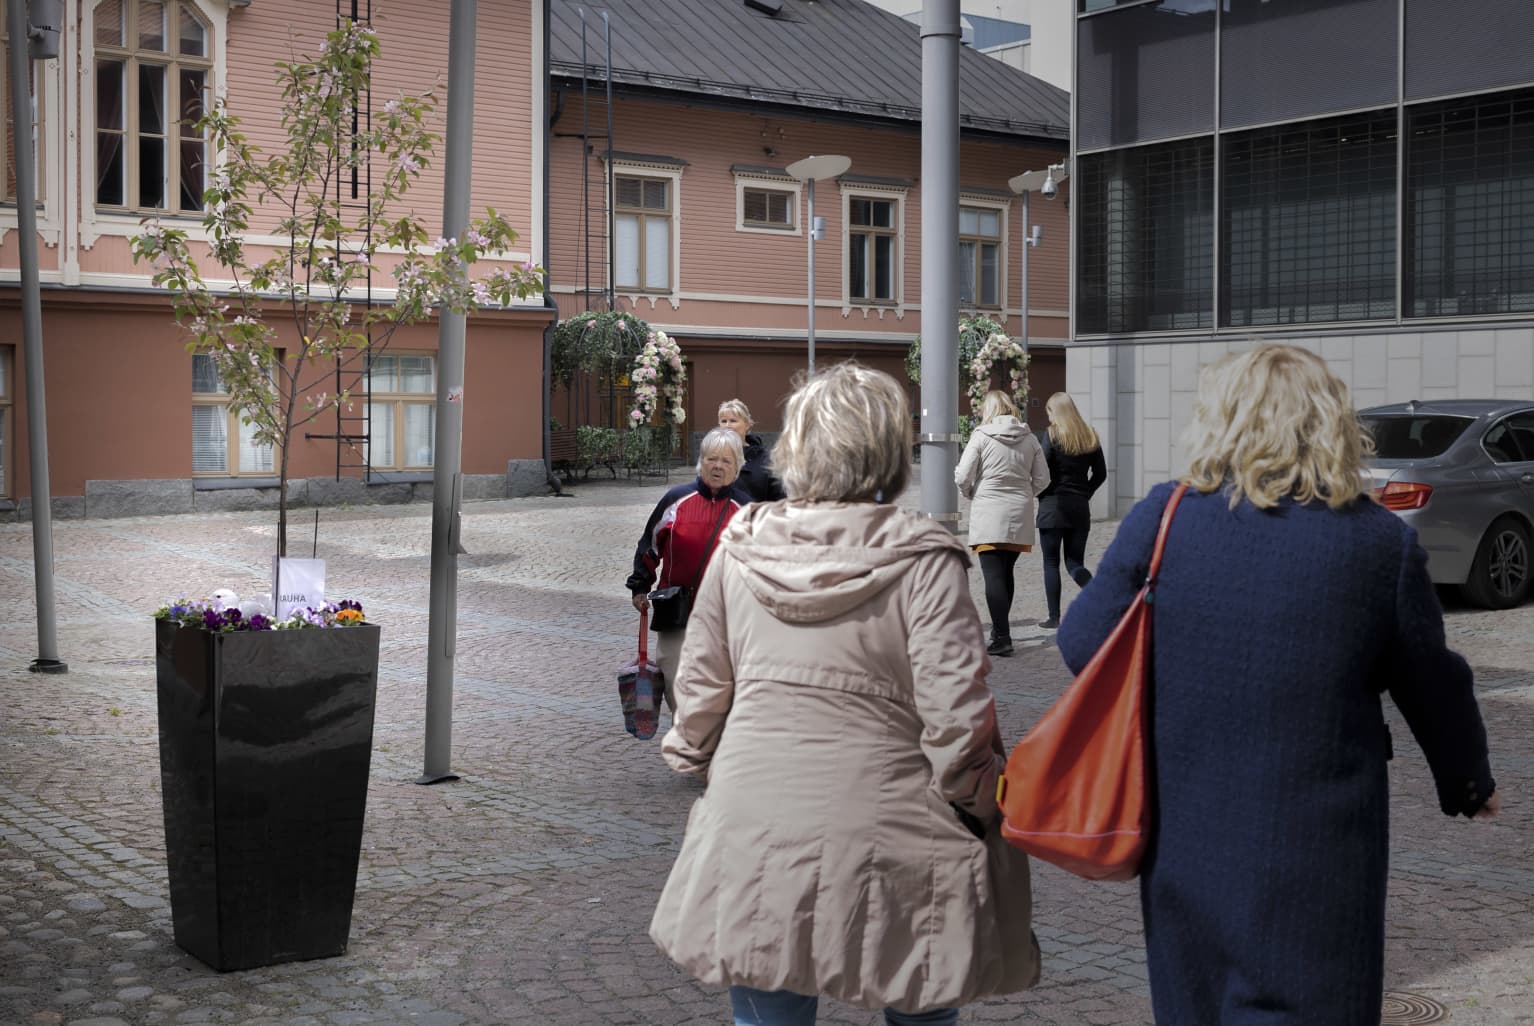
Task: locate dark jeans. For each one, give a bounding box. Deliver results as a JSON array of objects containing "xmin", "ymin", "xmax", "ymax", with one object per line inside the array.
[
  {"xmin": 977, "ymin": 548, "xmax": 1021, "ymax": 641},
  {"xmin": 1039, "ymin": 524, "xmax": 1093, "ymax": 620}
]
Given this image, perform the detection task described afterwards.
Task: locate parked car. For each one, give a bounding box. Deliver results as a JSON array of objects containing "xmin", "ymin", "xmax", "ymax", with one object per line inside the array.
[{"xmin": 1358, "ymin": 399, "xmax": 1534, "ymax": 609}]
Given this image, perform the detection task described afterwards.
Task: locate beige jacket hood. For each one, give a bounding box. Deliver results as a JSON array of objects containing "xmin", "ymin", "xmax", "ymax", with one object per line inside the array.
[{"xmin": 651, "ymin": 500, "xmax": 1040, "ymax": 1013}]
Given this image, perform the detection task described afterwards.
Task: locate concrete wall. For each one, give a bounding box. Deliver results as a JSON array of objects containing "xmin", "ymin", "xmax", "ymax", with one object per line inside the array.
[{"xmin": 1067, "ymin": 327, "xmax": 1534, "ymax": 518}]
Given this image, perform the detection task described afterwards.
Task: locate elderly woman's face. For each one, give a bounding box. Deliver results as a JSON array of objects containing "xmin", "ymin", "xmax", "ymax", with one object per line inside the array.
[
  {"xmin": 700, "ymin": 446, "xmax": 741, "ymax": 490},
  {"xmin": 718, "ymin": 409, "xmax": 750, "ymax": 439}
]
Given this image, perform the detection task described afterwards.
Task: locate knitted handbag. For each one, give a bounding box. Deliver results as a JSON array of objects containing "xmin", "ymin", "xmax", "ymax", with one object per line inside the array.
[{"xmin": 996, "ymin": 483, "xmax": 1187, "ymax": 881}]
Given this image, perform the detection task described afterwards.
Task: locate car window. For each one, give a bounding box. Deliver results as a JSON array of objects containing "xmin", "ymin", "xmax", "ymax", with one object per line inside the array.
[
  {"xmin": 1482, "ymin": 420, "xmax": 1526, "ymax": 464},
  {"xmin": 1362, "ymin": 415, "xmax": 1472, "ymax": 459},
  {"xmin": 1494, "ymin": 411, "xmax": 1534, "ymax": 464}
]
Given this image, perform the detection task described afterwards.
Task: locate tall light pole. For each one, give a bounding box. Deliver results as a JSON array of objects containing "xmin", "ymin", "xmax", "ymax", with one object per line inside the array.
[
  {"xmin": 1007, "ymin": 161, "xmax": 1069, "ymax": 370},
  {"xmin": 785, "ymin": 154, "xmax": 850, "ymax": 374}
]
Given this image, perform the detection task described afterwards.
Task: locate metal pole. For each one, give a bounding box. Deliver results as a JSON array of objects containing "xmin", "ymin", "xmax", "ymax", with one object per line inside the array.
[
  {"xmin": 10, "ymin": 0, "xmax": 64, "ymax": 673},
  {"xmin": 420, "ymin": 0, "xmax": 476, "ymax": 784},
  {"xmin": 1020, "ymin": 189, "xmax": 1030, "ymax": 362},
  {"xmin": 806, "ymin": 178, "xmax": 816, "ymax": 374},
  {"xmin": 919, "ymin": 0, "xmax": 961, "ymax": 533}
]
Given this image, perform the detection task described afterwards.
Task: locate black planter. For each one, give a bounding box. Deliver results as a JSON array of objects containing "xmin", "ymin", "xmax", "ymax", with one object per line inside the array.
[{"xmin": 154, "ymin": 620, "xmax": 381, "ymax": 971}]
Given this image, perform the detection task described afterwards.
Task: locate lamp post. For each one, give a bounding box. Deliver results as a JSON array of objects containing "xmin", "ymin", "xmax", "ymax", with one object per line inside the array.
[
  {"xmin": 786, "ymin": 154, "xmax": 851, "ymax": 374},
  {"xmin": 1007, "ymin": 161, "xmax": 1069, "ymax": 370}
]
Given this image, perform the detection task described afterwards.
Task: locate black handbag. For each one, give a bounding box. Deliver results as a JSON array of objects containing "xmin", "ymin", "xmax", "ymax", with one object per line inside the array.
[{"xmin": 648, "ymin": 500, "xmax": 731, "ymax": 632}]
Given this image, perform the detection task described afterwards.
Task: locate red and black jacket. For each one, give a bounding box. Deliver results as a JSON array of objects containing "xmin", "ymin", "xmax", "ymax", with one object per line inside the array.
[{"xmin": 627, "ymin": 478, "xmax": 749, "ymax": 597}]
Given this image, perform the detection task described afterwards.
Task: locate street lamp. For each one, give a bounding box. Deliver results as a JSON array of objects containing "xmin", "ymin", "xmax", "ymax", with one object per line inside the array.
[
  {"xmin": 786, "ymin": 154, "xmax": 851, "ymax": 374},
  {"xmin": 1007, "ymin": 160, "xmax": 1069, "ymax": 371}
]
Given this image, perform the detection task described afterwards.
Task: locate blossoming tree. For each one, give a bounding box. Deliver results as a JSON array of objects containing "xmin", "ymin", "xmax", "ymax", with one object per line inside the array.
[{"xmin": 131, "ymin": 21, "xmax": 542, "ymax": 557}]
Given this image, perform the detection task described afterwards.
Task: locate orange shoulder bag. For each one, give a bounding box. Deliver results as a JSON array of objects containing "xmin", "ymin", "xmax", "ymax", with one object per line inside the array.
[{"xmin": 996, "ymin": 482, "xmax": 1188, "ymax": 881}]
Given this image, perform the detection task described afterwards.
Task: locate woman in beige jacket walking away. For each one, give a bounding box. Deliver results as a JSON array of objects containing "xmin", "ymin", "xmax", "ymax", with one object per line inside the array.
[
  {"xmin": 650, "ymin": 363, "xmax": 1040, "ymax": 1026},
  {"xmin": 955, "ymin": 390, "xmax": 1050, "ymax": 657}
]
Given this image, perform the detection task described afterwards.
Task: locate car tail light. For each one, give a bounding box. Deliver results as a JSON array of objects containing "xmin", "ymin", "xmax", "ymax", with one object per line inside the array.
[{"xmin": 1373, "ymin": 481, "xmax": 1433, "ymax": 511}]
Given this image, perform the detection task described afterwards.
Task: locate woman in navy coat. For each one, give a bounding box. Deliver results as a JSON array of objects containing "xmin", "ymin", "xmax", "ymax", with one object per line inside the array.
[{"xmin": 1058, "ymin": 344, "xmax": 1499, "ymax": 1026}]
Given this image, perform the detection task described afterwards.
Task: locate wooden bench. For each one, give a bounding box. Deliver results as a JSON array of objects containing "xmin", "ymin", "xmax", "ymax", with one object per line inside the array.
[{"xmin": 549, "ymin": 429, "xmax": 580, "ymax": 483}]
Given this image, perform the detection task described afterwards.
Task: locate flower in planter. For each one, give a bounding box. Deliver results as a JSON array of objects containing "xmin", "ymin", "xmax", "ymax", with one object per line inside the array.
[{"xmin": 156, "ymin": 598, "xmax": 367, "ymax": 632}]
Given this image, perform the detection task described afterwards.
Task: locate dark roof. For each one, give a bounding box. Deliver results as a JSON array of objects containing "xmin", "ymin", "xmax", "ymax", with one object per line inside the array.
[{"xmin": 548, "ymin": 0, "xmax": 1069, "ymax": 140}]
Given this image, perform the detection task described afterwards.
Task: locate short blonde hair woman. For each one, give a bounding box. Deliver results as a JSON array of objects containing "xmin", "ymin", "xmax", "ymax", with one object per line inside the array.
[
  {"xmin": 718, "ymin": 398, "xmax": 786, "ymax": 502},
  {"xmin": 1036, "ymin": 391, "xmax": 1107, "ymax": 628},
  {"xmin": 955, "ymin": 389, "xmax": 1049, "ymax": 655},
  {"xmin": 1057, "ymin": 343, "xmax": 1498, "ymax": 1026},
  {"xmin": 652, "ymin": 363, "xmax": 1039, "ymax": 1026}
]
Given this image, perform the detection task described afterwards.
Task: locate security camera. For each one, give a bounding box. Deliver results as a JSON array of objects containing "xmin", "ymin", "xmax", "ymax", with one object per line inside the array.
[{"xmin": 1041, "ymin": 173, "xmax": 1058, "ymax": 199}]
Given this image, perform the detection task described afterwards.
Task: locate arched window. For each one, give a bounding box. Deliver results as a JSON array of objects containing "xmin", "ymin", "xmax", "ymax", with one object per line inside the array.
[{"xmin": 93, "ymin": 0, "xmax": 211, "ymax": 212}]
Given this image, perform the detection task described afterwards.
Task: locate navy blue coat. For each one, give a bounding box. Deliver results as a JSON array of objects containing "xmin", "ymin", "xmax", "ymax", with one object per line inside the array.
[{"xmin": 1058, "ymin": 481, "xmax": 1494, "ymax": 1026}]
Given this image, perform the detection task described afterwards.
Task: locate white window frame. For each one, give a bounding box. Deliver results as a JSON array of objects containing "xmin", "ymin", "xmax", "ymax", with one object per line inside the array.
[
  {"xmin": 363, "ymin": 351, "xmax": 436, "ymax": 472},
  {"xmin": 734, "ymin": 169, "xmax": 800, "ymax": 236},
  {"xmin": 0, "ymin": 0, "xmax": 64, "ymax": 250},
  {"xmin": 958, "ymin": 192, "xmax": 1010, "ymax": 313},
  {"xmin": 604, "ymin": 156, "xmax": 683, "ymax": 310},
  {"xmin": 191, "ymin": 353, "xmax": 275, "ymax": 477},
  {"xmin": 840, "ymin": 182, "xmax": 907, "ymax": 316},
  {"xmin": 81, "ymin": 0, "xmax": 229, "ymax": 250}
]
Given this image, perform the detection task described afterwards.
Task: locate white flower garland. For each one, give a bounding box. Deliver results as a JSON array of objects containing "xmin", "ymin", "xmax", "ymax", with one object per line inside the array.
[
  {"xmin": 967, "ymin": 331, "xmax": 1029, "ymax": 413},
  {"xmin": 628, "ymin": 329, "xmax": 688, "ymax": 428}
]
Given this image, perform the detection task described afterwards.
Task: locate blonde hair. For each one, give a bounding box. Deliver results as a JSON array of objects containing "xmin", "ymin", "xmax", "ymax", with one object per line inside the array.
[
  {"xmin": 695, "ymin": 426, "xmax": 744, "ymax": 477},
  {"xmin": 1045, "ymin": 392, "xmax": 1099, "ymax": 455},
  {"xmin": 717, "ymin": 398, "xmax": 753, "ymax": 427},
  {"xmin": 977, "ymin": 390, "xmax": 1018, "ymax": 425},
  {"xmin": 773, "ymin": 361, "xmax": 911, "ymax": 502},
  {"xmin": 1182, "ymin": 343, "xmax": 1370, "ymax": 510}
]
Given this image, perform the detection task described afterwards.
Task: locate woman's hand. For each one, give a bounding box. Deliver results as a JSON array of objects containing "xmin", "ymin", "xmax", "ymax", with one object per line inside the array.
[
  {"xmin": 631, "ymin": 591, "xmax": 650, "ymax": 612},
  {"xmin": 1474, "ymin": 789, "xmax": 1502, "ymax": 820}
]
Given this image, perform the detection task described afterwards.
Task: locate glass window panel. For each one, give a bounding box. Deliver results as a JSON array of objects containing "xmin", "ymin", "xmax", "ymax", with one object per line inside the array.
[
  {"xmin": 643, "ymin": 179, "xmax": 667, "ymax": 210},
  {"xmin": 192, "ymin": 404, "xmax": 228, "ymax": 473},
  {"xmin": 237, "ymin": 416, "xmax": 274, "ymax": 473},
  {"xmin": 1076, "ymin": 136, "xmax": 1215, "ymax": 334},
  {"xmin": 874, "ymin": 235, "xmax": 894, "ymax": 298},
  {"xmin": 366, "ymin": 354, "xmax": 398, "ymax": 393},
  {"xmin": 980, "ymin": 243, "xmax": 999, "ymax": 306},
  {"xmin": 958, "ymin": 240, "xmax": 977, "ymax": 304},
  {"xmin": 851, "ymin": 199, "xmax": 871, "ymax": 226},
  {"xmin": 398, "ymin": 355, "xmax": 434, "ymax": 393},
  {"xmin": 1222, "ymin": 110, "xmax": 1397, "ymax": 326},
  {"xmin": 366, "ymin": 403, "xmax": 394, "ymax": 469},
  {"xmin": 1406, "ymin": 0, "xmax": 1532, "ymax": 101},
  {"xmin": 139, "ymin": 64, "xmax": 166, "ymax": 135},
  {"xmin": 1404, "ymin": 88, "xmax": 1534, "ymax": 319},
  {"xmin": 871, "ymin": 200, "xmax": 893, "ymax": 228},
  {"xmin": 96, "ymin": 0, "xmax": 125, "ymax": 47},
  {"xmin": 139, "ymin": 137, "xmax": 165, "ymax": 208},
  {"xmin": 96, "ymin": 133, "xmax": 124, "ymax": 205},
  {"xmin": 979, "ymin": 210, "xmax": 1000, "ymax": 237},
  {"xmin": 179, "ymin": 68, "xmax": 205, "ymax": 135},
  {"xmin": 615, "ymin": 177, "xmax": 642, "ymax": 207},
  {"xmin": 769, "ymin": 192, "xmax": 790, "ymax": 223},
  {"xmin": 0, "ymin": 352, "xmax": 6, "ymax": 392},
  {"xmin": 178, "ymin": 6, "xmax": 206, "ymax": 57},
  {"xmin": 96, "ymin": 59, "xmax": 125, "ymax": 131},
  {"xmin": 645, "ymin": 218, "xmax": 670, "ymax": 289},
  {"xmin": 1078, "ymin": 0, "xmax": 1215, "ymax": 150},
  {"xmin": 960, "ymin": 207, "xmax": 980, "ymax": 234},
  {"xmin": 743, "ymin": 189, "xmax": 766, "ymax": 222},
  {"xmin": 192, "ymin": 354, "xmax": 222, "ymax": 393},
  {"xmin": 615, "ymin": 213, "xmax": 640, "ymax": 288},
  {"xmin": 179, "ymin": 139, "xmax": 204, "ymax": 210},
  {"xmin": 139, "ymin": 0, "xmax": 166, "ymax": 51},
  {"xmin": 403, "ymin": 404, "xmax": 435, "ymax": 468},
  {"xmin": 849, "ymin": 235, "xmax": 868, "ymax": 299}
]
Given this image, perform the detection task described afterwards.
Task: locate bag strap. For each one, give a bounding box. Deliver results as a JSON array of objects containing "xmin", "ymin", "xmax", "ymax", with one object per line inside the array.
[
  {"xmin": 638, "ymin": 606, "xmax": 649, "ymax": 663},
  {"xmin": 1146, "ymin": 482, "xmax": 1189, "ymax": 591},
  {"xmin": 688, "ymin": 498, "xmax": 732, "ymax": 594}
]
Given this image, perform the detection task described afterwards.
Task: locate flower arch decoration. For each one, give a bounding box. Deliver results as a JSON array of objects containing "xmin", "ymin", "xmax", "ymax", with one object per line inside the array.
[
  {"xmin": 628, "ymin": 328, "xmax": 687, "ymax": 429},
  {"xmin": 906, "ymin": 314, "xmax": 1029, "ymax": 415}
]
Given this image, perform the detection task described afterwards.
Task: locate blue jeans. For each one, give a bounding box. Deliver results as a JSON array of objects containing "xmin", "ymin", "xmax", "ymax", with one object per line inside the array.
[{"xmin": 729, "ymin": 986, "xmax": 960, "ymax": 1026}]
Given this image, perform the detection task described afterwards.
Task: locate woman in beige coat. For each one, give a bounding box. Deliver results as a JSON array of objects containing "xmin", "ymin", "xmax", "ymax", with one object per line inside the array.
[
  {"xmin": 954, "ymin": 390, "xmax": 1050, "ymax": 657},
  {"xmin": 650, "ymin": 363, "xmax": 1039, "ymax": 1026}
]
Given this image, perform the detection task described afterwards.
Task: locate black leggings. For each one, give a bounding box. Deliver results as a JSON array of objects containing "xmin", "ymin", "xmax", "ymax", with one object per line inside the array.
[
  {"xmin": 977, "ymin": 549, "xmax": 1021, "ymax": 640},
  {"xmin": 1039, "ymin": 525, "xmax": 1093, "ymax": 620}
]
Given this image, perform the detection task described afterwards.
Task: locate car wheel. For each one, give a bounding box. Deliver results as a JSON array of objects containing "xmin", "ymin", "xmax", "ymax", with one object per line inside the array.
[{"xmin": 1462, "ymin": 517, "xmax": 1533, "ymax": 610}]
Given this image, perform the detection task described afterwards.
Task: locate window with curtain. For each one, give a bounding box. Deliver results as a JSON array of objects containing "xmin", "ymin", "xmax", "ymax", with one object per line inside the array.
[
  {"xmin": 958, "ymin": 205, "xmax": 1002, "ymax": 308},
  {"xmin": 364, "ymin": 353, "xmax": 435, "ymax": 471},
  {"xmin": 849, "ymin": 196, "xmax": 898, "ymax": 302},
  {"xmin": 1405, "ymin": 88, "xmax": 1534, "ymax": 319},
  {"xmin": 94, "ymin": 0, "xmax": 211, "ymax": 213},
  {"xmin": 191, "ymin": 354, "xmax": 275, "ymax": 475},
  {"xmin": 0, "ymin": 345, "xmax": 11, "ymax": 498},
  {"xmin": 2, "ymin": 2, "xmax": 45, "ymax": 203},
  {"xmin": 614, "ymin": 175, "xmax": 671, "ymax": 291},
  {"xmin": 742, "ymin": 186, "xmax": 793, "ymax": 229}
]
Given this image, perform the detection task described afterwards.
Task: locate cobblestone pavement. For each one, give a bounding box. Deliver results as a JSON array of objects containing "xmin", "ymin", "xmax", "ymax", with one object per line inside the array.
[{"xmin": 1, "ymin": 469, "xmax": 1530, "ymax": 1026}]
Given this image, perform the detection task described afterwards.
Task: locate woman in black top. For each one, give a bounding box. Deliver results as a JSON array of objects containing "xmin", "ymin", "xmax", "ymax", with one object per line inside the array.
[
  {"xmin": 717, "ymin": 398, "xmax": 786, "ymax": 502},
  {"xmin": 1036, "ymin": 392, "xmax": 1107, "ymax": 628}
]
